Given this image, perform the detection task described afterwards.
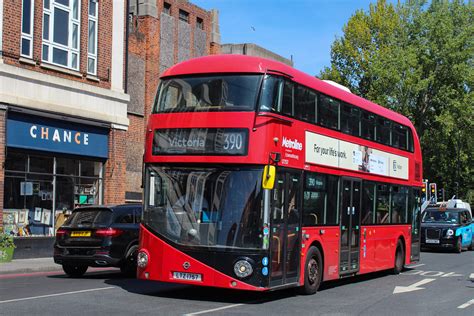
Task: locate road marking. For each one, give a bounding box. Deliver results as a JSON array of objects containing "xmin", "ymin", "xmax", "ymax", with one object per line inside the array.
[
  {"xmin": 458, "ymin": 299, "xmax": 474, "ymax": 309},
  {"xmin": 393, "ymin": 278, "xmax": 436, "ymax": 294},
  {"xmin": 184, "ymin": 303, "xmax": 245, "ymax": 315},
  {"xmin": 441, "ymin": 272, "xmax": 463, "ymax": 278},
  {"xmin": 406, "ymin": 263, "xmax": 425, "ymax": 268},
  {"xmin": 0, "ymin": 287, "xmax": 115, "ymax": 304}
]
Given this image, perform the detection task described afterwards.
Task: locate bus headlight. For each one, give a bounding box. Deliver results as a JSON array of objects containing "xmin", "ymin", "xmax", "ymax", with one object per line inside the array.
[
  {"xmin": 446, "ymin": 229, "xmax": 454, "ymax": 237},
  {"xmin": 234, "ymin": 259, "xmax": 253, "ymax": 278},
  {"xmin": 137, "ymin": 251, "xmax": 149, "ymax": 268}
]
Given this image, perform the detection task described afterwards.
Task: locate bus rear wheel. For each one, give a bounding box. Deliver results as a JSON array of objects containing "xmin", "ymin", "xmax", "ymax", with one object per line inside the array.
[
  {"xmin": 392, "ymin": 240, "xmax": 405, "ymax": 275},
  {"xmin": 300, "ymin": 246, "xmax": 322, "ymax": 295}
]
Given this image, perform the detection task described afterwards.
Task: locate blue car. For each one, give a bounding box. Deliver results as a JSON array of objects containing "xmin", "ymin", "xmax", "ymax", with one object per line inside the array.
[{"xmin": 421, "ymin": 207, "xmax": 474, "ymax": 252}]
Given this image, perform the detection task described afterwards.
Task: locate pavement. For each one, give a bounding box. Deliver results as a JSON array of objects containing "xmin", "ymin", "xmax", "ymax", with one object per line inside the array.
[{"xmin": 0, "ymin": 257, "xmax": 61, "ymax": 275}]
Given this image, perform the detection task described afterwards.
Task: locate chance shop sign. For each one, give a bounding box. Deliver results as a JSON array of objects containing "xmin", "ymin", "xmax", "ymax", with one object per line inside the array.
[{"xmin": 7, "ymin": 112, "xmax": 108, "ymax": 158}]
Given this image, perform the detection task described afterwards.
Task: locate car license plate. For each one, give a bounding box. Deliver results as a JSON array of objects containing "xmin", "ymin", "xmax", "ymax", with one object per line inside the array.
[
  {"xmin": 70, "ymin": 231, "xmax": 91, "ymax": 237},
  {"xmin": 426, "ymin": 239, "xmax": 439, "ymax": 244},
  {"xmin": 172, "ymin": 272, "xmax": 202, "ymax": 281}
]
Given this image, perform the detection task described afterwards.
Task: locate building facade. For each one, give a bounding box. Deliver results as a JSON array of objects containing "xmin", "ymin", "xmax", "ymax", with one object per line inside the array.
[
  {"xmin": 0, "ymin": 0, "xmax": 129, "ymax": 257},
  {"xmin": 125, "ymin": 0, "xmax": 220, "ymax": 201}
]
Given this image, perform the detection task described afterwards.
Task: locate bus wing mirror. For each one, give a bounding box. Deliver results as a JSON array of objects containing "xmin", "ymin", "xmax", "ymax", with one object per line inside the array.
[{"xmin": 262, "ymin": 166, "xmax": 276, "ymax": 190}]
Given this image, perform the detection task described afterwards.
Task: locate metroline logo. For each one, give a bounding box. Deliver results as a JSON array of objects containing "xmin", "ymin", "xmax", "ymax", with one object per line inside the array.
[{"xmin": 282, "ymin": 137, "xmax": 303, "ymax": 151}]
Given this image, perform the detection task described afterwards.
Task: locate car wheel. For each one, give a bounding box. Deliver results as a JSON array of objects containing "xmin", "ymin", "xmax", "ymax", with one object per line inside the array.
[
  {"xmin": 62, "ymin": 264, "xmax": 88, "ymax": 277},
  {"xmin": 468, "ymin": 240, "xmax": 473, "ymax": 251},
  {"xmin": 393, "ymin": 240, "xmax": 405, "ymax": 275},
  {"xmin": 455, "ymin": 237, "xmax": 462, "ymax": 253},
  {"xmin": 299, "ymin": 246, "xmax": 322, "ymax": 295},
  {"xmin": 120, "ymin": 245, "xmax": 138, "ymax": 277}
]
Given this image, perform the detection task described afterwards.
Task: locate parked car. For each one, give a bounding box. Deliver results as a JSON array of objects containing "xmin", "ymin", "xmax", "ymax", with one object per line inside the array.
[
  {"xmin": 421, "ymin": 207, "xmax": 474, "ymax": 253},
  {"xmin": 54, "ymin": 204, "xmax": 142, "ymax": 277}
]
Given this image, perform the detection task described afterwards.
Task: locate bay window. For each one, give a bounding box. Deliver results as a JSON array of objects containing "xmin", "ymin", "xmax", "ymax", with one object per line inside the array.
[
  {"xmin": 21, "ymin": 0, "xmax": 35, "ymax": 58},
  {"xmin": 87, "ymin": 0, "xmax": 98, "ymax": 75},
  {"xmin": 42, "ymin": 0, "xmax": 80, "ymax": 70}
]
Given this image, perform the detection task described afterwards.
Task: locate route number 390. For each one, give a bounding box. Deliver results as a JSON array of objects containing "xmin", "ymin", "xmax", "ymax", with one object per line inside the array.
[{"xmin": 223, "ymin": 133, "xmax": 243, "ymax": 150}]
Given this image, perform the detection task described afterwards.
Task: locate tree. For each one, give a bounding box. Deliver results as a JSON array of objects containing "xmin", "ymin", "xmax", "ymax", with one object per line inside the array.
[{"xmin": 320, "ymin": 0, "xmax": 473, "ymax": 198}]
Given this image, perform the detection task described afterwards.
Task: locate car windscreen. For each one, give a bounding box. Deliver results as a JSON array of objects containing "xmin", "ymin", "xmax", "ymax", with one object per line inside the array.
[
  {"xmin": 64, "ymin": 209, "xmax": 113, "ymax": 228},
  {"xmin": 422, "ymin": 210, "xmax": 460, "ymax": 224}
]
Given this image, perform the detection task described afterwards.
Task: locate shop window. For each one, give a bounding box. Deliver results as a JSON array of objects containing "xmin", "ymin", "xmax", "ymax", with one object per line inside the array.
[
  {"xmin": 29, "ymin": 155, "xmax": 54, "ymax": 173},
  {"xmin": 3, "ymin": 153, "xmax": 103, "ymax": 237},
  {"xmin": 56, "ymin": 157, "xmax": 80, "ymax": 176},
  {"xmin": 5, "ymin": 152, "xmax": 27, "ymax": 172},
  {"xmin": 80, "ymin": 160, "xmax": 101, "ymax": 177}
]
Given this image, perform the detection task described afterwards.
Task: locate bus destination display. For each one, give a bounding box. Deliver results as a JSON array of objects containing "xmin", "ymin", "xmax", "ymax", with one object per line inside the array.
[{"xmin": 153, "ymin": 128, "xmax": 248, "ymax": 155}]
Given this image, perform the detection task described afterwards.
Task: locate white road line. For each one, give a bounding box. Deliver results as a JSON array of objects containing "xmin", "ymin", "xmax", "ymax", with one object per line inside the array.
[
  {"xmin": 0, "ymin": 287, "xmax": 115, "ymax": 304},
  {"xmin": 407, "ymin": 263, "xmax": 425, "ymax": 268},
  {"xmin": 458, "ymin": 299, "xmax": 474, "ymax": 309},
  {"xmin": 184, "ymin": 303, "xmax": 245, "ymax": 315}
]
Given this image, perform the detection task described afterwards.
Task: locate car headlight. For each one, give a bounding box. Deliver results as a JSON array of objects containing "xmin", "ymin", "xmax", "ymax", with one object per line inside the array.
[
  {"xmin": 446, "ymin": 229, "xmax": 454, "ymax": 237},
  {"xmin": 137, "ymin": 251, "xmax": 149, "ymax": 268},
  {"xmin": 233, "ymin": 259, "xmax": 253, "ymax": 278}
]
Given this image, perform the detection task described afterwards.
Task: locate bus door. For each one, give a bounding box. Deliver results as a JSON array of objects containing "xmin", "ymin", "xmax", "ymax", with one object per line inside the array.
[
  {"xmin": 269, "ymin": 171, "xmax": 302, "ymax": 287},
  {"xmin": 340, "ymin": 178, "xmax": 361, "ymax": 275},
  {"xmin": 410, "ymin": 188, "xmax": 422, "ymax": 262}
]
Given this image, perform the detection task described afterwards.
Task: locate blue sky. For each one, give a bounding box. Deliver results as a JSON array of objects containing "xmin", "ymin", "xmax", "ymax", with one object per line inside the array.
[{"xmin": 192, "ymin": 0, "xmax": 379, "ymax": 76}]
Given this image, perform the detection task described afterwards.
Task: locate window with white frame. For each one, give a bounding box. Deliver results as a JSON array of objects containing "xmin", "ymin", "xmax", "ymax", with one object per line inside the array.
[
  {"xmin": 21, "ymin": 0, "xmax": 35, "ymax": 58},
  {"xmin": 87, "ymin": 0, "xmax": 98, "ymax": 75},
  {"xmin": 42, "ymin": 0, "xmax": 80, "ymax": 70}
]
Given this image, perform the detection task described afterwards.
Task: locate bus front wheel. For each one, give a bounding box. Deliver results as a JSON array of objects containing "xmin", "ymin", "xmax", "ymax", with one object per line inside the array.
[{"xmin": 300, "ymin": 246, "xmax": 322, "ymax": 295}]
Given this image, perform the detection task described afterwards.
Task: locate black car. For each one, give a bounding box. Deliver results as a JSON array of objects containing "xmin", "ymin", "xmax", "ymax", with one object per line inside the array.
[
  {"xmin": 421, "ymin": 207, "xmax": 474, "ymax": 253},
  {"xmin": 54, "ymin": 204, "xmax": 142, "ymax": 277}
]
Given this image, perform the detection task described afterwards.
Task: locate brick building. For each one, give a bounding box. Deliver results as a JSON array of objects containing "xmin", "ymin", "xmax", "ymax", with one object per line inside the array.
[
  {"xmin": 124, "ymin": 0, "xmax": 220, "ymax": 201},
  {"xmin": 0, "ymin": 0, "xmax": 129, "ymax": 257}
]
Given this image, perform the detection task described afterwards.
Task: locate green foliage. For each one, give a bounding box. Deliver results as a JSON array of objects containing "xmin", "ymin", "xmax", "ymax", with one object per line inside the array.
[
  {"xmin": 320, "ymin": 0, "xmax": 473, "ymax": 199},
  {"xmin": 0, "ymin": 233, "xmax": 16, "ymax": 249}
]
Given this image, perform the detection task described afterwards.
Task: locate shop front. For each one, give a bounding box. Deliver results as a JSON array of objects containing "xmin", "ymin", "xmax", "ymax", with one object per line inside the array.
[{"xmin": 3, "ymin": 111, "xmax": 109, "ymax": 257}]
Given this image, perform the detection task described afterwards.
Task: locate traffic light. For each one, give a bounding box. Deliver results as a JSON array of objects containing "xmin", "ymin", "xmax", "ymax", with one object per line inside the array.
[
  {"xmin": 429, "ymin": 183, "xmax": 437, "ymax": 203},
  {"xmin": 438, "ymin": 188, "xmax": 445, "ymax": 202},
  {"xmin": 421, "ymin": 180, "xmax": 428, "ymax": 203}
]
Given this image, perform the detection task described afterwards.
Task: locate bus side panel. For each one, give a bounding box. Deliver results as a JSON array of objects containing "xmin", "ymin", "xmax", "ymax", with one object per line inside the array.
[
  {"xmin": 358, "ymin": 226, "xmax": 376, "ymax": 274},
  {"xmin": 138, "ymin": 225, "xmax": 265, "ymax": 291},
  {"xmin": 373, "ymin": 225, "xmax": 410, "ymax": 271},
  {"xmin": 300, "ymin": 226, "xmax": 340, "ymax": 283}
]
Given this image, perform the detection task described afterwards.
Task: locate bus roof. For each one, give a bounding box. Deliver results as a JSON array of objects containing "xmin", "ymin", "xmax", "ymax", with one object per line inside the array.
[{"xmin": 161, "ymin": 55, "xmax": 414, "ymax": 128}]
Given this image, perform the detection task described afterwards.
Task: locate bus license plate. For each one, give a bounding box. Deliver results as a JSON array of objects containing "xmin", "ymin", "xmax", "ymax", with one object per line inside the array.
[
  {"xmin": 426, "ymin": 239, "xmax": 439, "ymax": 244},
  {"xmin": 71, "ymin": 231, "xmax": 91, "ymax": 237},
  {"xmin": 173, "ymin": 272, "xmax": 202, "ymax": 281}
]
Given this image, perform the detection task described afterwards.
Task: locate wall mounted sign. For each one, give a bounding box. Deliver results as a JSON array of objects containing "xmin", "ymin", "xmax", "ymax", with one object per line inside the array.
[{"xmin": 7, "ymin": 112, "xmax": 109, "ymax": 158}]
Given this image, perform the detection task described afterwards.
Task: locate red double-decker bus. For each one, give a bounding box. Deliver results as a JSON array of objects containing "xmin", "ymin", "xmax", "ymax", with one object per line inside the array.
[{"xmin": 137, "ymin": 55, "xmax": 423, "ymax": 294}]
